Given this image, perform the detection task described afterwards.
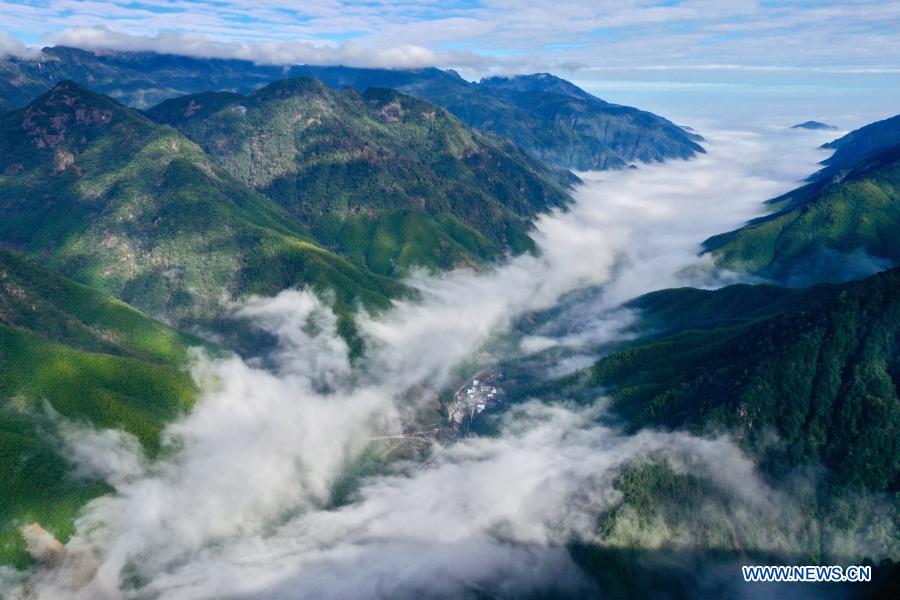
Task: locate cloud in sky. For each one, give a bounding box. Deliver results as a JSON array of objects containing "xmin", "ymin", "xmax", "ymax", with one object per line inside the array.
[
  {"xmin": 0, "ymin": 30, "xmax": 29, "ymax": 56},
  {"xmin": 2, "ymin": 1, "xmax": 898, "ymax": 124},
  {"xmin": 0, "ymin": 1, "xmax": 899, "ymax": 77},
  {"xmin": 46, "ymin": 26, "xmax": 455, "ymax": 70}
]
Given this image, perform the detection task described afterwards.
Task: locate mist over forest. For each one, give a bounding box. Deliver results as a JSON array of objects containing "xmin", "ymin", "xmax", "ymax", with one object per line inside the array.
[{"xmin": 1, "ymin": 7, "xmax": 899, "ymax": 598}]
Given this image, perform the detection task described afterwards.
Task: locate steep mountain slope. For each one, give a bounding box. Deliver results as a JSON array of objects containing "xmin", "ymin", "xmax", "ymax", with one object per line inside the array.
[
  {"xmin": 291, "ymin": 67, "xmax": 703, "ymax": 170},
  {"xmin": 147, "ymin": 78, "xmax": 574, "ymax": 275},
  {"xmin": 1, "ymin": 47, "xmax": 704, "ymax": 171},
  {"xmin": 0, "ymin": 81, "xmax": 404, "ymax": 328},
  {"xmin": 0, "ymin": 247, "xmax": 197, "ymax": 566},
  {"xmin": 474, "ymin": 73, "xmax": 704, "ymax": 168},
  {"xmin": 703, "ymin": 144, "xmax": 900, "ymax": 284},
  {"xmin": 815, "ymin": 113, "xmax": 900, "ymax": 179},
  {"xmin": 588, "ymin": 269, "xmax": 900, "ymax": 492},
  {"xmin": 0, "ymin": 246, "xmax": 200, "ymax": 363}
]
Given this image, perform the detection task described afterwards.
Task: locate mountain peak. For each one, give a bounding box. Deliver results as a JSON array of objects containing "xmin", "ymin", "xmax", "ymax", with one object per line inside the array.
[
  {"xmin": 29, "ymin": 79, "xmax": 125, "ymax": 114},
  {"xmin": 12, "ymin": 80, "xmax": 150, "ymax": 154},
  {"xmin": 478, "ymin": 72, "xmax": 601, "ymax": 103},
  {"xmin": 254, "ymin": 77, "xmax": 329, "ymax": 100},
  {"xmin": 20, "ymin": 81, "xmax": 132, "ymax": 149},
  {"xmin": 49, "ymin": 79, "xmax": 82, "ymax": 93},
  {"xmin": 791, "ymin": 120, "xmax": 837, "ymax": 130}
]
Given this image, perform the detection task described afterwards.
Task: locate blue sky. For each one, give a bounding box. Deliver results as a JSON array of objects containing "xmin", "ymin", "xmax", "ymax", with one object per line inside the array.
[{"xmin": 1, "ymin": 1, "xmax": 898, "ymax": 126}]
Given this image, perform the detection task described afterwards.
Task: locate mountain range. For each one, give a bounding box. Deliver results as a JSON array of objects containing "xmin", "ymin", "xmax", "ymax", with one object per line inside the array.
[
  {"xmin": 290, "ymin": 66, "xmax": 703, "ymax": 170},
  {"xmin": 0, "ymin": 46, "xmax": 704, "ymax": 171},
  {"xmin": 816, "ymin": 114, "xmax": 900, "ymax": 179},
  {"xmin": 0, "ymin": 74, "xmax": 592, "ymax": 563},
  {"xmin": 585, "ymin": 270, "xmax": 899, "ymax": 493}
]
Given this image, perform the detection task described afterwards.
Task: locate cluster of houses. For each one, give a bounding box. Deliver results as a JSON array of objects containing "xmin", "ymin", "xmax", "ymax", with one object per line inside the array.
[{"xmin": 447, "ymin": 371, "xmax": 502, "ymax": 429}]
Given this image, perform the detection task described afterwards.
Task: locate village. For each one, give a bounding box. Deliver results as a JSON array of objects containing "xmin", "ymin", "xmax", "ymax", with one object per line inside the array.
[{"xmin": 446, "ymin": 369, "xmax": 503, "ymax": 431}]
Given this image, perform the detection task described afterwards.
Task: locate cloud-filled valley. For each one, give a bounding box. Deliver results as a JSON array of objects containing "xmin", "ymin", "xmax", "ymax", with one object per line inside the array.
[{"xmin": 1, "ymin": 124, "xmax": 867, "ymax": 599}]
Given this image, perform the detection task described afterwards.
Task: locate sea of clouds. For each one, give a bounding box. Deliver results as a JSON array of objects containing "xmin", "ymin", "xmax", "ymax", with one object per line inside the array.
[{"xmin": 7, "ymin": 126, "xmax": 856, "ymax": 599}]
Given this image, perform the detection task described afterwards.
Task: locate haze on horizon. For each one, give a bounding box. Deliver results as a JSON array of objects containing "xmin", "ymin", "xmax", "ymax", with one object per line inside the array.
[{"xmin": 1, "ymin": 1, "xmax": 899, "ymax": 126}]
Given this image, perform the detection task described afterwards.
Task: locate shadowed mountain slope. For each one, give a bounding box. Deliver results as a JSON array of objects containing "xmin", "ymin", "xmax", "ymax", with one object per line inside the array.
[
  {"xmin": 813, "ymin": 113, "xmax": 900, "ymax": 180},
  {"xmin": 587, "ymin": 269, "xmax": 900, "ymax": 493}
]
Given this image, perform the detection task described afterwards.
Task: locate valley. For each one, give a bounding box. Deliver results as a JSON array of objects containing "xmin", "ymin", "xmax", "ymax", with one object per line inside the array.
[{"xmin": 0, "ymin": 43, "xmax": 897, "ymax": 600}]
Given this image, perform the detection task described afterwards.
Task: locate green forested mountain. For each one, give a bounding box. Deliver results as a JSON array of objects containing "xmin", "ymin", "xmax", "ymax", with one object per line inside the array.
[
  {"xmin": 0, "ymin": 46, "xmax": 704, "ymax": 171},
  {"xmin": 0, "ymin": 81, "xmax": 404, "ymax": 328},
  {"xmin": 293, "ymin": 67, "xmax": 704, "ymax": 170},
  {"xmin": 815, "ymin": 113, "xmax": 900, "ymax": 179},
  {"xmin": 588, "ymin": 269, "xmax": 900, "ymax": 493},
  {"xmin": 0, "ymin": 246, "xmax": 199, "ymax": 363},
  {"xmin": 703, "ymin": 143, "xmax": 900, "ymax": 283},
  {"xmin": 147, "ymin": 78, "xmax": 574, "ymax": 275},
  {"xmin": 0, "ymin": 246, "xmax": 197, "ymax": 565}
]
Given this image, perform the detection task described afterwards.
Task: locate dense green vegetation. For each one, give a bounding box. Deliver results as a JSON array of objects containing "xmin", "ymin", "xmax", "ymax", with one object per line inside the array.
[
  {"xmin": 0, "ymin": 247, "xmax": 199, "ymax": 362},
  {"xmin": 559, "ymin": 273, "xmax": 900, "ymax": 584},
  {"xmin": 0, "ymin": 247, "xmax": 197, "ymax": 566},
  {"xmin": 599, "ymin": 458, "xmax": 814, "ymax": 557},
  {"xmin": 0, "ymin": 46, "xmax": 704, "ymax": 171},
  {"xmin": 0, "ymin": 83, "xmax": 425, "ymax": 567},
  {"xmin": 0, "ymin": 81, "xmax": 404, "ymax": 329},
  {"xmin": 623, "ymin": 281, "xmax": 843, "ymax": 332},
  {"xmin": 291, "ymin": 67, "xmax": 704, "ymax": 170},
  {"xmin": 570, "ymin": 457, "xmax": 898, "ymax": 597},
  {"xmin": 704, "ymin": 144, "xmax": 900, "ymax": 283},
  {"xmin": 589, "ymin": 269, "xmax": 900, "ymax": 493},
  {"xmin": 147, "ymin": 79, "xmax": 573, "ymax": 275}
]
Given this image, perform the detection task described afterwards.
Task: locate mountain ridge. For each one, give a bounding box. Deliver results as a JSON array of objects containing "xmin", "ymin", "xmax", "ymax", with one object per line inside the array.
[
  {"xmin": 145, "ymin": 77, "xmax": 575, "ymax": 276},
  {"xmin": 812, "ymin": 113, "xmax": 900, "ymax": 180},
  {"xmin": 703, "ymin": 142, "xmax": 900, "ymax": 285},
  {"xmin": 791, "ymin": 120, "xmax": 837, "ymax": 130},
  {"xmin": 585, "ymin": 268, "xmax": 900, "ymax": 493},
  {"xmin": 0, "ymin": 46, "xmax": 704, "ymax": 171}
]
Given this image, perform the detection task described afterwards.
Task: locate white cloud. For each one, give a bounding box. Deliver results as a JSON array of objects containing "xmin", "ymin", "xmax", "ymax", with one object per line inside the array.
[
  {"xmin": 47, "ymin": 26, "xmax": 444, "ymax": 70},
  {"xmin": 0, "ymin": 30, "xmax": 30, "ymax": 57},
  {"xmin": 54, "ymin": 420, "xmax": 147, "ymax": 488},
  {"xmin": 0, "ymin": 1, "xmax": 897, "ymax": 78}
]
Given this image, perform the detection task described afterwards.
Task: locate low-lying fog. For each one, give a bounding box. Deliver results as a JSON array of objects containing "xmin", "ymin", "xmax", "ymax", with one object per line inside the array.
[{"xmin": 8, "ymin": 127, "xmax": 857, "ymax": 599}]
